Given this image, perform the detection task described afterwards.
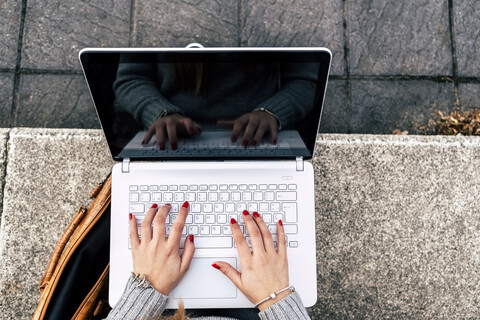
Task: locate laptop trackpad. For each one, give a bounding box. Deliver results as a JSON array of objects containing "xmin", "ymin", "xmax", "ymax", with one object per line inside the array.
[{"xmin": 172, "ymin": 257, "xmax": 237, "ymax": 299}]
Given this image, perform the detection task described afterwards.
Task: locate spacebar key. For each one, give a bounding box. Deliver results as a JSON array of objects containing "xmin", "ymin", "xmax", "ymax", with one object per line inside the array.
[{"xmin": 195, "ymin": 237, "xmax": 232, "ymax": 248}]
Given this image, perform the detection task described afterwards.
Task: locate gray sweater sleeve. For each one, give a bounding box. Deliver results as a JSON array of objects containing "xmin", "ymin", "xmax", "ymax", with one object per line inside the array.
[
  {"xmin": 105, "ymin": 277, "xmax": 168, "ymax": 319},
  {"xmin": 258, "ymin": 292, "xmax": 311, "ymax": 320}
]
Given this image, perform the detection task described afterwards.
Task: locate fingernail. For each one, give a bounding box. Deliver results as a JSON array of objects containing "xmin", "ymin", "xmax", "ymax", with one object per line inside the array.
[
  {"xmin": 253, "ymin": 211, "xmax": 260, "ymax": 218},
  {"xmin": 182, "ymin": 201, "xmax": 189, "ymax": 208},
  {"xmin": 129, "ymin": 213, "xmax": 133, "ymax": 220},
  {"xmin": 252, "ymin": 140, "xmax": 257, "ymax": 146},
  {"xmin": 279, "ymin": 219, "xmax": 283, "ymax": 226},
  {"xmin": 165, "ymin": 203, "xmax": 171, "ymax": 207},
  {"xmin": 171, "ymin": 143, "xmax": 177, "ymax": 150},
  {"xmin": 242, "ymin": 210, "xmax": 249, "ymax": 216},
  {"xmin": 230, "ymin": 218, "xmax": 237, "ymax": 224},
  {"xmin": 273, "ymin": 139, "xmax": 277, "ymax": 145},
  {"xmin": 159, "ymin": 143, "xmax": 165, "ymax": 150},
  {"xmin": 189, "ymin": 234, "xmax": 194, "ymax": 242},
  {"xmin": 242, "ymin": 140, "xmax": 247, "ymax": 147},
  {"xmin": 188, "ymin": 128, "xmax": 194, "ymax": 135},
  {"xmin": 151, "ymin": 203, "xmax": 158, "ymax": 208},
  {"xmin": 231, "ymin": 136, "xmax": 237, "ymax": 143},
  {"xmin": 212, "ymin": 263, "xmax": 221, "ymax": 270}
]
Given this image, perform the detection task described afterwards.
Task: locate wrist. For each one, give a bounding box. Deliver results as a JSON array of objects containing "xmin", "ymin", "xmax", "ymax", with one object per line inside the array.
[{"xmin": 254, "ymin": 286, "xmax": 295, "ymax": 311}]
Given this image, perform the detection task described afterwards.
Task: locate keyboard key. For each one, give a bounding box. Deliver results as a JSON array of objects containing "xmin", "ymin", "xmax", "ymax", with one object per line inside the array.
[
  {"xmin": 260, "ymin": 203, "xmax": 269, "ymax": 212},
  {"xmin": 217, "ymin": 215, "xmax": 227, "ymax": 224},
  {"xmin": 189, "ymin": 185, "xmax": 198, "ymax": 191},
  {"xmin": 179, "ymin": 185, "xmax": 188, "ymax": 191},
  {"xmin": 263, "ymin": 214, "xmax": 272, "ymax": 223},
  {"xmin": 231, "ymin": 192, "xmax": 241, "ymax": 201},
  {"xmin": 239, "ymin": 184, "xmax": 248, "ymax": 190},
  {"xmin": 283, "ymin": 225, "xmax": 298, "ymax": 234},
  {"xmin": 288, "ymin": 184, "xmax": 297, "ymax": 190},
  {"xmin": 129, "ymin": 204, "xmax": 145, "ymax": 213},
  {"xmin": 259, "ymin": 184, "xmax": 268, "ymax": 190},
  {"xmin": 129, "ymin": 185, "xmax": 138, "ymax": 191},
  {"xmin": 236, "ymin": 203, "xmax": 246, "ymax": 212},
  {"xmin": 222, "ymin": 226, "xmax": 232, "ymax": 235},
  {"xmin": 163, "ymin": 192, "xmax": 173, "ymax": 202},
  {"xmin": 140, "ymin": 185, "xmax": 148, "ymax": 191},
  {"xmin": 211, "ymin": 226, "xmax": 221, "ymax": 235},
  {"xmin": 214, "ymin": 203, "xmax": 224, "ymax": 213},
  {"xmin": 225, "ymin": 203, "xmax": 235, "ymax": 212},
  {"xmin": 175, "ymin": 193, "xmax": 185, "ymax": 202},
  {"xmin": 129, "ymin": 193, "xmax": 139, "ymax": 202},
  {"xmin": 159, "ymin": 185, "xmax": 168, "ymax": 191},
  {"xmin": 273, "ymin": 213, "xmax": 283, "ymax": 223},
  {"xmin": 279, "ymin": 184, "xmax": 287, "ymax": 190},
  {"xmin": 242, "ymin": 192, "xmax": 252, "ymax": 201},
  {"xmin": 198, "ymin": 193, "xmax": 207, "ymax": 202},
  {"xmin": 169, "ymin": 185, "xmax": 178, "ymax": 191},
  {"xmin": 200, "ymin": 225, "xmax": 210, "ymax": 235},
  {"xmin": 229, "ymin": 184, "xmax": 238, "ymax": 190},
  {"xmin": 268, "ymin": 184, "xmax": 277, "ymax": 190},
  {"xmin": 276, "ymin": 192, "xmax": 297, "ymax": 201},
  {"xmin": 185, "ymin": 192, "xmax": 196, "ymax": 201},
  {"xmin": 209, "ymin": 185, "xmax": 218, "ymax": 191},
  {"xmin": 271, "ymin": 202, "xmax": 280, "ymax": 212},
  {"xmin": 170, "ymin": 203, "xmax": 179, "ymax": 213},
  {"xmin": 253, "ymin": 192, "xmax": 263, "ymax": 201},
  {"xmin": 185, "ymin": 215, "xmax": 193, "ymax": 224},
  {"xmin": 194, "ymin": 215, "xmax": 204, "ymax": 224},
  {"xmin": 208, "ymin": 192, "xmax": 218, "ymax": 201},
  {"xmin": 150, "ymin": 185, "xmax": 158, "ymax": 191},
  {"xmin": 265, "ymin": 192, "xmax": 275, "ymax": 201},
  {"xmin": 188, "ymin": 225, "xmax": 199, "ymax": 235},
  {"xmin": 191, "ymin": 203, "xmax": 201, "ymax": 213},
  {"xmin": 283, "ymin": 203, "xmax": 298, "ymax": 223},
  {"xmin": 248, "ymin": 184, "xmax": 257, "ymax": 190},
  {"xmin": 140, "ymin": 193, "xmax": 151, "ymax": 202},
  {"xmin": 219, "ymin": 184, "xmax": 228, "ymax": 191},
  {"xmin": 289, "ymin": 241, "xmax": 298, "ymax": 248},
  {"xmin": 205, "ymin": 214, "xmax": 215, "ymax": 224},
  {"xmin": 219, "ymin": 192, "xmax": 229, "ymax": 201},
  {"xmin": 248, "ymin": 203, "xmax": 258, "ymax": 212},
  {"xmin": 199, "ymin": 185, "xmax": 208, "ymax": 191},
  {"xmin": 203, "ymin": 203, "xmax": 213, "ymax": 213},
  {"xmin": 152, "ymin": 193, "xmax": 162, "ymax": 202},
  {"xmin": 228, "ymin": 214, "xmax": 238, "ymax": 222}
]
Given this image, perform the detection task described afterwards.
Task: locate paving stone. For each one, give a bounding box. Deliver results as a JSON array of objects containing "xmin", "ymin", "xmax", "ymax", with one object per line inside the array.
[
  {"xmin": 453, "ymin": 0, "xmax": 480, "ymax": 77},
  {"xmin": 134, "ymin": 0, "xmax": 237, "ymax": 47},
  {"xmin": 15, "ymin": 74, "xmax": 100, "ymax": 128},
  {"xmin": 349, "ymin": 0, "xmax": 452, "ymax": 76},
  {"xmin": 318, "ymin": 80, "xmax": 349, "ymax": 133},
  {"xmin": 0, "ymin": 0, "xmax": 21, "ymax": 69},
  {"xmin": 0, "ymin": 73, "xmax": 14, "ymax": 127},
  {"xmin": 0, "ymin": 128, "xmax": 113, "ymax": 320},
  {"xmin": 0, "ymin": 129, "xmax": 10, "ymax": 218},
  {"xmin": 350, "ymin": 80, "xmax": 456, "ymax": 134},
  {"xmin": 458, "ymin": 83, "xmax": 480, "ymax": 109},
  {"xmin": 21, "ymin": 0, "xmax": 130, "ymax": 70},
  {"xmin": 309, "ymin": 134, "xmax": 480, "ymax": 318},
  {"xmin": 241, "ymin": 0, "xmax": 344, "ymax": 76}
]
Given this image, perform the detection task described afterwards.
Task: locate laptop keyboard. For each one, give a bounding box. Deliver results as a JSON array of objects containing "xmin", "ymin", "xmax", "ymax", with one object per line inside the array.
[{"xmin": 128, "ymin": 183, "xmax": 299, "ymax": 250}]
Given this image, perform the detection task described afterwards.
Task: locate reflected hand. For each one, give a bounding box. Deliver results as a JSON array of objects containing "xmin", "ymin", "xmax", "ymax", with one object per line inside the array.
[
  {"xmin": 129, "ymin": 202, "xmax": 195, "ymax": 295},
  {"xmin": 217, "ymin": 111, "xmax": 278, "ymax": 147},
  {"xmin": 142, "ymin": 114, "xmax": 202, "ymax": 150},
  {"xmin": 212, "ymin": 211, "xmax": 289, "ymax": 311}
]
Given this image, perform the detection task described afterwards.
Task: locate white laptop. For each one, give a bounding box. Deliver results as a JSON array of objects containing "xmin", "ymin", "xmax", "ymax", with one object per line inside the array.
[{"xmin": 79, "ymin": 47, "xmax": 332, "ymax": 309}]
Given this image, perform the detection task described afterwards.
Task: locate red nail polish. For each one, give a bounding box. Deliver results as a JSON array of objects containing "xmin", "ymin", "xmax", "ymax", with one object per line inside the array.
[
  {"xmin": 253, "ymin": 211, "xmax": 260, "ymax": 218},
  {"xmin": 151, "ymin": 203, "xmax": 158, "ymax": 208},
  {"xmin": 171, "ymin": 143, "xmax": 177, "ymax": 150},
  {"xmin": 212, "ymin": 263, "xmax": 221, "ymax": 270},
  {"xmin": 243, "ymin": 210, "xmax": 249, "ymax": 216},
  {"xmin": 159, "ymin": 143, "xmax": 165, "ymax": 150},
  {"xmin": 230, "ymin": 218, "xmax": 237, "ymax": 224},
  {"xmin": 189, "ymin": 234, "xmax": 194, "ymax": 242},
  {"xmin": 279, "ymin": 219, "xmax": 283, "ymax": 226},
  {"xmin": 182, "ymin": 201, "xmax": 189, "ymax": 208},
  {"xmin": 165, "ymin": 203, "xmax": 171, "ymax": 207},
  {"xmin": 129, "ymin": 213, "xmax": 133, "ymax": 220}
]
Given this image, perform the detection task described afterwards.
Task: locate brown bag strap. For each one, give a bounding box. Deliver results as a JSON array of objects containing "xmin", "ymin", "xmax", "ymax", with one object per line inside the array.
[{"xmin": 38, "ymin": 206, "xmax": 87, "ymax": 292}]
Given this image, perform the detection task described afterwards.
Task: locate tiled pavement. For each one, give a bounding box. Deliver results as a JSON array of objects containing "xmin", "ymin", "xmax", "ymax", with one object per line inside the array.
[{"xmin": 0, "ymin": 0, "xmax": 479, "ymax": 133}]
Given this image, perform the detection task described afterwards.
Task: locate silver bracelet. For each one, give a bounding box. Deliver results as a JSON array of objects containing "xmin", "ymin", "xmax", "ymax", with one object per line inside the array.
[
  {"xmin": 253, "ymin": 286, "xmax": 295, "ymax": 308},
  {"xmin": 253, "ymin": 107, "xmax": 282, "ymax": 130},
  {"xmin": 131, "ymin": 272, "xmax": 153, "ymax": 289}
]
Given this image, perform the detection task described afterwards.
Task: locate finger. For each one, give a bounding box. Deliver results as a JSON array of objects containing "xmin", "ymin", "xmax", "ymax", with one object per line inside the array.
[
  {"xmin": 252, "ymin": 122, "xmax": 268, "ymax": 146},
  {"xmin": 270, "ymin": 121, "xmax": 278, "ymax": 145},
  {"xmin": 152, "ymin": 203, "xmax": 170, "ymax": 242},
  {"xmin": 129, "ymin": 213, "xmax": 140, "ymax": 249},
  {"xmin": 166, "ymin": 119, "xmax": 178, "ymax": 150},
  {"xmin": 183, "ymin": 118, "xmax": 195, "ymax": 136},
  {"xmin": 216, "ymin": 120, "xmax": 235, "ymax": 129},
  {"xmin": 193, "ymin": 122, "xmax": 202, "ymax": 136},
  {"xmin": 252, "ymin": 211, "xmax": 275, "ymax": 253},
  {"xmin": 231, "ymin": 117, "xmax": 248, "ymax": 143},
  {"xmin": 277, "ymin": 220, "xmax": 287, "ymax": 259},
  {"xmin": 141, "ymin": 204, "xmax": 158, "ymax": 242},
  {"xmin": 230, "ymin": 218, "xmax": 251, "ymax": 261},
  {"xmin": 155, "ymin": 124, "xmax": 166, "ymax": 150},
  {"xmin": 142, "ymin": 124, "xmax": 156, "ymax": 144},
  {"xmin": 242, "ymin": 119, "xmax": 259, "ymax": 146},
  {"xmin": 242, "ymin": 210, "xmax": 265, "ymax": 253},
  {"xmin": 211, "ymin": 261, "xmax": 242, "ymax": 290},
  {"xmin": 168, "ymin": 201, "xmax": 189, "ymax": 248},
  {"xmin": 180, "ymin": 234, "xmax": 196, "ymax": 272}
]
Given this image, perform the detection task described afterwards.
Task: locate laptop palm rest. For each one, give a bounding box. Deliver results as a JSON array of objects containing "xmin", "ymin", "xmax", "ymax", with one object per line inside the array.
[{"xmin": 172, "ymin": 257, "xmax": 238, "ymax": 299}]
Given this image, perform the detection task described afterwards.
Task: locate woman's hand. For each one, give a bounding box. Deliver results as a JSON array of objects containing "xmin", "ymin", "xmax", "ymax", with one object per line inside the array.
[
  {"xmin": 212, "ymin": 210, "xmax": 289, "ymax": 311},
  {"xmin": 217, "ymin": 110, "xmax": 278, "ymax": 147},
  {"xmin": 129, "ymin": 202, "xmax": 195, "ymax": 295},
  {"xmin": 142, "ymin": 114, "xmax": 202, "ymax": 150}
]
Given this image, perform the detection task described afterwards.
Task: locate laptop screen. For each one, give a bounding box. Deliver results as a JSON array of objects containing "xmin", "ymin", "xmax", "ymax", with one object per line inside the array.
[{"xmin": 80, "ymin": 48, "xmax": 331, "ymax": 161}]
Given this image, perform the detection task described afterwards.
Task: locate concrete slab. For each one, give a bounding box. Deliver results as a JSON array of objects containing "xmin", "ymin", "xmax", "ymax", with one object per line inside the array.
[
  {"xmin": 15, "ymin": 74, "xmax": 99, "ymax": 128},
  {"xmin": 350, "ymin": 80, "xmax": 456, "ymax": 134},
  {"xmin": 0, "ymin": 74, "xmax": 15, "ymax": 127},
  {"xmin": 134, "ymin": 0, "xmax": 238, "ymax": 47},
  {"xmin": 0, "ymin": 128, "xmax": 112, "ymax": 319},
  {"xmin": 241, "ymin": 0, "xmax": 345, "ymax": 76},
  {"xmin": 453, "ymin": 0, "xmax": 480, "ymax": 77},
  {"xmin": 458, "ymin": 83, "xmax": 480, "ymax": 110},
  {"xmin": 21, "ymin": 0, "xmax": 130, "ymax": 70},
  {"xmin": 0, "ymin": 0, "xmax": 21, "ymax": 69},
  {"xmin": 319, "ymin": 80, "xmax": 349, "ymax": 133},
  {"xmin": 349, "ymin": 0, "xmax": 452, "ymax": 76},
  {"xmin": 0, "ymin": 129, "xmax": 10, "ymax": 217},
  {"xmin": 309, "ymin": 134, "xmax": 480, "ymax": 319}
]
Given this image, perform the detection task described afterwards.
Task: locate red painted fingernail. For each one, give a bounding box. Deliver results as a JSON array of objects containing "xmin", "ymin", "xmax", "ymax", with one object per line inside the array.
[
  {"xmin": 253, "ymin": 211, "xmax": 260, "ymax": 218},
  {"xmin": 171, "ymin": 143, "xmax": 177, "ymax": 150},
  {"xmin": 243, "ymin": 210, "xmax": 249, "ymax": 216},
  {"xmin": 129, "ymin": 213, "xmax": 133, "ymax": 220},
  {"xmin": 151, "ymin": 203, "xmax": 158, "ymax": 208},
  {"xmin": 273, "ymin": 139, "xmax": 277, "ymax": 145},
  {"xmin": 279, "ymin": 219, "xmax": 283, "ymax": 226},
  {"xmin": 231, "ymin": 218, "xmax": 237, "ymax": 224},
  {"xmin": 159, "ymin": 143, "xmax": 165, "ymax": 150},
  {"xmin": 165, "ymin": 203, "xmax": 171, "ymax": 207},
  {"xmin": 189, "ymin": 234, "xmax": 194, "ymax": 242},
  {"xmin": 182, "ymin": 201, "xmax": 189, "ymax": 208},
  {"xmin": 212, "ymin": 263, "xmax": 221, "ymax": 270},
  {"xmin": 252, "ymin": 140, "xmax": 257, "ymax": 146}
]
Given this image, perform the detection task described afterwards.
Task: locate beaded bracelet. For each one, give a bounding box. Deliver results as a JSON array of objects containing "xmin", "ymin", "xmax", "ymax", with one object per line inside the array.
[
  {"xmin": 131, "ymin": 272, "xmax": 153, "ymax": 289},
  {"xmin": 254, "ymin": 286, "xmax": 295, "ymax": 308}
]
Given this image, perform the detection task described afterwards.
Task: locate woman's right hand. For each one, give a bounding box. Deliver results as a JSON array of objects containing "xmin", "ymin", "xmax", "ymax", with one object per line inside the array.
[
  {"xmin": 212, "ymin": 210, "xmax": 290, "ymax": 311},
  {"xmin": 142, "ymin": 114, "xmax": 202, "ymax": 150}
]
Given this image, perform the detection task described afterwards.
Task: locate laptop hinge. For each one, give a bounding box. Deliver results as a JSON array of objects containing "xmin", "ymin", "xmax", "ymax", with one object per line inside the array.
[
  {"xmin": 296, "ymin": 156, "xmax": 304, "ymax": 172},
  {"xmin": 122, "ymin": 158, "xmax": 130, "ymax": 173}
]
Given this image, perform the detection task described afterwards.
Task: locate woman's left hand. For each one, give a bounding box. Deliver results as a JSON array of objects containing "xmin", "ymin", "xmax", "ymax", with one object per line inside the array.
[
  {"xmin": 129, "ymin": 202, "xmax": 195, "ymax": 295},
  {"xmin": 217, "ymin": 110, "xmax": 278, "ymax": 147}
]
